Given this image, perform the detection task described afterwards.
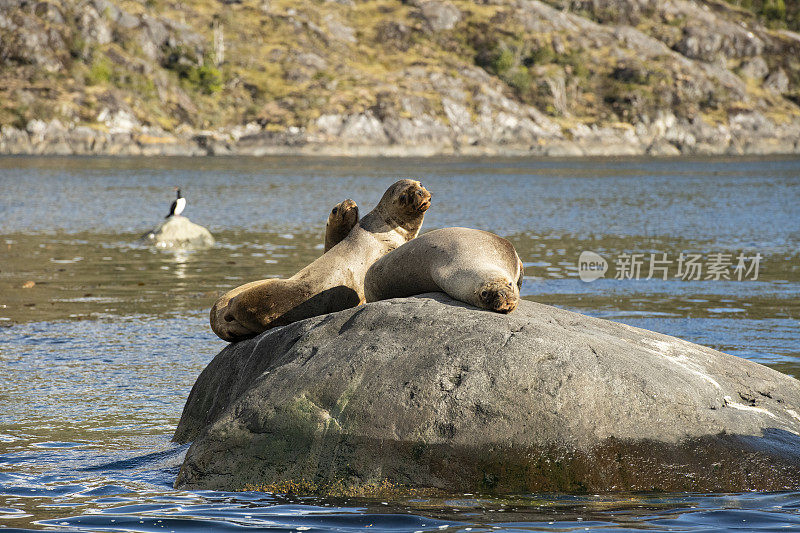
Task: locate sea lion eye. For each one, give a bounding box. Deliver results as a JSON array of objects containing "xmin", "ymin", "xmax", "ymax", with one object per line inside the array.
[
  {"xmin": 332, "ymin": 208, "xmax": 338, "ymax": 215},
  {"xmin": 480, "ymin": 290, "xmax": 488, "ymax": 299}
]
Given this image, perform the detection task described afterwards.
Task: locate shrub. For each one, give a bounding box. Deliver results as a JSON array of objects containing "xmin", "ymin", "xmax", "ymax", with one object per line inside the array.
[
  {"xmin": 162, "ymin": 46, "xmax": 223, "ymax": 94},
  {"xmin": 492, "ymin": 47, "xmax": 515, "ymax": 76},
  {"xmin": 507, "ymin": 68, "xmax": 532, "ymax": 95},
  {"xmin": 87, "ymin": 57, "xmax": 113, "ymax": 85},
  {"xmin": 763, "ymin": 0, "xmax": 786, "ymax": 21},
  {"xmin": 189, "ymin": 64, "xmax": 223, "ymax": 94},
  {"xmin": 524, "ymin": 45, "xmax": 555, "ymax": 67}
]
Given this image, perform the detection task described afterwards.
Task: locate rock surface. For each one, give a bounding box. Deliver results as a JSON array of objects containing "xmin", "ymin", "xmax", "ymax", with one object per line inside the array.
[
  {"xmin": 174, "ymin": 294, "xmax": 800, "ymax": 493},
  {"xmin": 140, "ymin": 216, "xmax": 214, "ymax": 249}
]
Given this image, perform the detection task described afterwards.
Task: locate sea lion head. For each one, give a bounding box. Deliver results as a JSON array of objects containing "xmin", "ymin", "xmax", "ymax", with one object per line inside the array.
[
  {"xmin": 377, "ymin": 179, "xmax": 431, "ymax": 237},
  {"xmin": 476, "ymin": 278, "xmax": 519, "ymax": 314},
  {"xmin": 397, "ymin": 179, "xmax": 431, "ymax": 214},
  {"xmin": 324, "ymin": 199, "xmax": 360, "ymax": 252},
  {"xmin": 327, "ymin": 198, "xmax": 359, "ymax": 230}
]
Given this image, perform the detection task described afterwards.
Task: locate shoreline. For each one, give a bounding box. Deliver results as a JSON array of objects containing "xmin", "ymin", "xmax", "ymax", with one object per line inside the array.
[{"xmin": 2, "ymin": 123, "xmax": 799, "ymax": 158}]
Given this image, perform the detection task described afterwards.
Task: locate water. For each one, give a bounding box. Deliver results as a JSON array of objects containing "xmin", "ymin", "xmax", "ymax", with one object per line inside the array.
[{"xmin": 1, "ymin": 155, "xmax": 799, "ymax": 531}]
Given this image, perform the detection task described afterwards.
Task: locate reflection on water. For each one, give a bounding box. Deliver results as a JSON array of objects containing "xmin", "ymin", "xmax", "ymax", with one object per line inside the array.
[
  {"xmin": 2, "ymin": 229, "xmax": 797, "ymax": 376},
  {"xmin": 1, "ymin": 155, "xmax": 799, "ymax": 531},
  {"xmin": 0, "ymin": 230, "xmax": 322, "ymax": 324}
]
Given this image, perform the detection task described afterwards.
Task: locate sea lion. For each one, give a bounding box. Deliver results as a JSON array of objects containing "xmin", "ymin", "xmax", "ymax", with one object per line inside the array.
[
  {"xmin": 324, "ymin": 199, "xmax": 359, "ymax": 252},
  {"xmin": 364, "ymin": 227, "xmax": 524, "ymax": 313},
  {"xmin": 211, "ymin": 179, "xmax": 431, "ymax": 342}
]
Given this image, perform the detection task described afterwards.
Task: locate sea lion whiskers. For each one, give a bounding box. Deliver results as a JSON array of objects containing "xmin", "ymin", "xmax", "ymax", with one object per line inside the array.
[
  {"xmin": 477, "ymin": 278, "xmax": 519, "ymax": 314},
  {"xmin": 363, "ymin": 180, "xmax": 430, "ymax": 240}
]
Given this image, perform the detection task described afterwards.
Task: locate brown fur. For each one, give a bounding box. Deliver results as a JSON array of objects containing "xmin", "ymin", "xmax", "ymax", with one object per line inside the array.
[
  {"xmin": 211, "ymin": 180, "xmax": 431, "ymax": 342},
  {"xmin": 364, "ymin": 227, "xmax": 524, "ymax": 313},
  {"xmin": 324, "ymin": 199, "xmax": 359, "ymax": 252}
]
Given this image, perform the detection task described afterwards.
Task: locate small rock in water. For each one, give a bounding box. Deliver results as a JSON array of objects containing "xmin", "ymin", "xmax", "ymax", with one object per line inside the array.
[{"xmin": 139, "ymin": 215, "xmax": 215, "ymax": 250}]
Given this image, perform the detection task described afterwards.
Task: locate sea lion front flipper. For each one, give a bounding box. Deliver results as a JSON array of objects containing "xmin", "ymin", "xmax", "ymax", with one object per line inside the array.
[{"xmin": 210, "ymin": 180, "xmax": 431, "ymax": 340}]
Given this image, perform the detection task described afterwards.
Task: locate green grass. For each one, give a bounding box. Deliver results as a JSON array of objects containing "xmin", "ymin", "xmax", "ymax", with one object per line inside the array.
[
  {"xmin": 724, "ymin": 0, "xmax": 797, "ymax": 29},
  {"xmin": 87, "ymin": 57, "xmax": 113, "ymax": 85}
]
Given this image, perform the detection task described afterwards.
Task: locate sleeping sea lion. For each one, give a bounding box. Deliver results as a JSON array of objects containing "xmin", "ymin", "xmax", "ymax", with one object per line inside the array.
[
  {"xmin": 211, "ymin": 179, "xmax": 431, "ymax": 341},
  {"xmin": 324, "ymin": 199, "xmax": 359, "ymax": 252},
  {"xmin": 364, "ymin": 227, "xmax": 524, "ymax": 313}
]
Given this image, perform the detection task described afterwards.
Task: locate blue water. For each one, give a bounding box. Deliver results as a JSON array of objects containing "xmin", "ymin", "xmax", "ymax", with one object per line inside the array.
[{"xmin": 1, "ymin": 155, "xmax": 799, "ymax": 531}]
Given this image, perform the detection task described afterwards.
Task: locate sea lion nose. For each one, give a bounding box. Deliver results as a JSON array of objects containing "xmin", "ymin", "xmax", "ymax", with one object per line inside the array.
[
  {"xmin": 501, "ymin": 300, "xmax": 517, "ymax": 313},
  {"xmin": 492, "ymin": 288, "xmax": 517, "ymax": 313}
]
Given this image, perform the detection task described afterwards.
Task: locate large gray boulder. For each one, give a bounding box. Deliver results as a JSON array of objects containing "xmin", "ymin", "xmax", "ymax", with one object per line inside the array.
[
  {"xmin": 174, "ymin": 294, "xmax": 800, "ymax": 493},
  {"xmin": 140, "ymin": 215, "xmax": 214, "ymax": 249}
]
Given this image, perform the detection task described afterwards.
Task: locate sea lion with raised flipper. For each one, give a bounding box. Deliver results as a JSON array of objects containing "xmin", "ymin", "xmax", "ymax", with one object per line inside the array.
[
  {"xmin": 211, "ymin": 180, "xmax": 431, "ymax": 342},
  {"xmin": 324, "ymin": 199, "xmax": 359, "ymax": 252},
  {"xmin": 206, "ymin": 199, "xmax": 357, "ymax": 341},
  {"xmin": 364, "ymin": 227, "xmax": 524, "ymax": 313}
]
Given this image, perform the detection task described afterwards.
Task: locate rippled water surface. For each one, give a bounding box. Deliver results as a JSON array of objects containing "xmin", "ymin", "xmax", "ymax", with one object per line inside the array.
[{"xmin": 1, "ymin": 155, "xmax": 799, "ymax": 531}]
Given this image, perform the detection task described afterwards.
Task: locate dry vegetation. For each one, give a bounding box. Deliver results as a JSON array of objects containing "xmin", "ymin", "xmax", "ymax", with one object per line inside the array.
[{"xmin": 1, "ymin": 0, "xmax": 798, "ymax": 138}]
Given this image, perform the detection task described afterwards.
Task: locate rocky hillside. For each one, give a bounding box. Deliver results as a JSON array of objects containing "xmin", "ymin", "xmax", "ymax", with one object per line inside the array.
[{"xmin": 1, "ymin": 0, "xmax": 799, "ymax": 156}]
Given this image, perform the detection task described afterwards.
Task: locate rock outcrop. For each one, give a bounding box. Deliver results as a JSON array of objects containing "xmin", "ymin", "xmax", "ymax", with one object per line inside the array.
[
  {"xmin": 174, "ymin": 293, "xmax": 800, "ymax": 493},
  {"xmin": 1, "ymin": 0, "xmax": 799, "ymax": 157},
  {"xmin": 140, "ymin": 216, "xmax": 214, "ymax": 249}
]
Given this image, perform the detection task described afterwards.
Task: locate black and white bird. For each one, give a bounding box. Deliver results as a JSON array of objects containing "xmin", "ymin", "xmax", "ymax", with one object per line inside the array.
[{"xmin": 166, "ymin": 187, "xmax": 186, "ymax": 218}]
